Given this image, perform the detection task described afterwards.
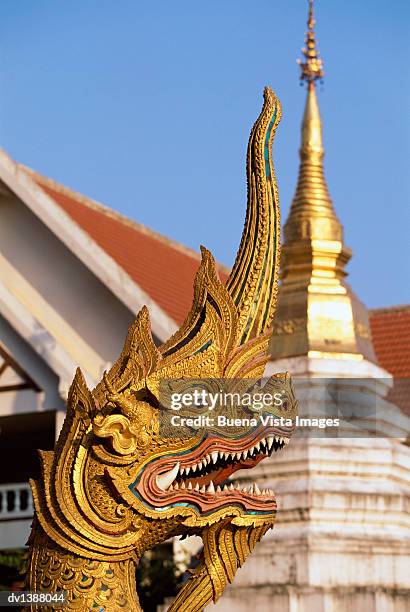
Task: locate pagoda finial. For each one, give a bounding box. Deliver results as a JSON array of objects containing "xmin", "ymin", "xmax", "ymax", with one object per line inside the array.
[{"xmin": 298, "ymin": 0, "xmax": 324, "ymax": 86}]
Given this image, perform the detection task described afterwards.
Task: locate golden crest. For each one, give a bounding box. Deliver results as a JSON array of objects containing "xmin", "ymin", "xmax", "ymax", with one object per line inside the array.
[{"xmin": 24, "ymin": 88, "xmax": 297, "ymax": 611}]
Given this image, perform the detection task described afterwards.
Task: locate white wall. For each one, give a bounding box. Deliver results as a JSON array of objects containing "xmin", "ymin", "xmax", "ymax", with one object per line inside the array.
[{"xmin": 0, "ymin": 192, "xmax": 136, "ymax": 365}]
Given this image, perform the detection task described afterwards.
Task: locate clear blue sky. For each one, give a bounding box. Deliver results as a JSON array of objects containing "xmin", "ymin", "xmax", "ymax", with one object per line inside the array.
[{"xmin": 1, "ymin": 1, "xmax": 409, "ymax": 308}]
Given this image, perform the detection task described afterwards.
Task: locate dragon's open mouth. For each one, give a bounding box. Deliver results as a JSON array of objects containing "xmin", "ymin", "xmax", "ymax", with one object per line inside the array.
[{"xmin": 137, "ymin": 427, "xmax": 291, "ymax": 514}]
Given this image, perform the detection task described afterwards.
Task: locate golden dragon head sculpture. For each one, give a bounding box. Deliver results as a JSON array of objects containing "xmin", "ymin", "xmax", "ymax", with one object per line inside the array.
[{"xmin": 25, "ymin": 88, "xmax": 297, "ymax": 611}]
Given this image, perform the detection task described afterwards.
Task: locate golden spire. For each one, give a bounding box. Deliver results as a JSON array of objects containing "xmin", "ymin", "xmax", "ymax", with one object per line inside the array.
[
  {"xmin": 270, "ymin": 0, "xmax": 376, "ymax": 363},
  {"xmin": 287, "ymin": 0, "xmax": 342, "ymax": 247}
]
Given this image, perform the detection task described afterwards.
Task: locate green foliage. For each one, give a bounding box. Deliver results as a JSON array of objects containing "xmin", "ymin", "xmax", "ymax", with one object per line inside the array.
[
  {"xmin": 0, "ymin": 549, "xmax": 25, "ymax": 591},
  {"xmin": 136, "ymin": 543, "xmax": 179, "ymax": 612}
]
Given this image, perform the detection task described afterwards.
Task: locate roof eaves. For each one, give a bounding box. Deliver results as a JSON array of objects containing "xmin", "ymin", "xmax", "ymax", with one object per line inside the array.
[{"xmin": 0, "ymin": 149, "xmax": 178, "ymax": 343}]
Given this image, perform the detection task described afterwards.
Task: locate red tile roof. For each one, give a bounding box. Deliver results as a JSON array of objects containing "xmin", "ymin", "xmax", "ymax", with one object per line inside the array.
[
  {"xmin": 369, "ymin": 305, "xmax": 410, "ymax": 415},
  {"xmin": 25, "ymin": 169, "xmax": 228, "ymax": 326}
]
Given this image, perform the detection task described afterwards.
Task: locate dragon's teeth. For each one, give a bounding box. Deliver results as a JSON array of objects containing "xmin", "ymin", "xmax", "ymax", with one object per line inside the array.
[
  {"xmin": 229, "ymin": 483, "xmax": 235, "ymax": 491},
  {"xmin": 242, "ymin": 486, "xmax": 249, "ymax": 493},
  {"xmin": 254, "ymin": 484, "xmax": 261, "ymax": 495},
  {"xmin": 224, "ymin": 452, "xmax": 230, "ymax": 460},
  {"xmin": 283, "ymin": 438, "xmax": 290, "ymax": 445},
  {"xmin": 267, "ymin": 437, "xmax": 274, "ymax": 450},
  {"xmin": 187, "ymin": 482, "xmax": 192, "ymax": 490},
  {"xmin": 180, "ymin": 482, "xmax": 185, "ymax": 489},
  {"xmin": 222, "ymin": 484, "xmax": 228, "ymax": 492},
  {"xmin": 174, "ymin": 483, "xmax": 179, "ymax": 490},
  {"xmin": 194, "ymin": 483, "xmax": 200, "ymax": 491},
  {"xmin": 207, "ymin": 481, "xmax": 215, "ymax": 494},
  {"xmin": 191, "ymin": 464, "xmax": 197, "ymax": 473},
  {"xmin": 216, "ymin": 485, "xmax": 222, "ymax": 493},
  {"xmin": 236, "ymin": 452, "xmax": 241, "ymax": 460},
  {"xmin": 242, "ymin": 449, "xmax": 248, "ymax": 460},
  {"xmin": 211, "ymin": 452, "xmax": 218, "ymax": 464},
  {"xmin": 255, "ymin": 442, "xmax": 261, "ymax": 452},
  {"xmin": 200, "ymin": 485, "xmax": 206, "ymax": 493},
  {"xmin": 156, "ymin": 462, "xmax": 180, "ymax": 491}
]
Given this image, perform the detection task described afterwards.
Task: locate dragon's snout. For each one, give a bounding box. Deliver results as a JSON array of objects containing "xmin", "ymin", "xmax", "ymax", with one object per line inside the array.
[{"xmin": 134, "ymin": 427, "xmax": 292, "ymax": 517}]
